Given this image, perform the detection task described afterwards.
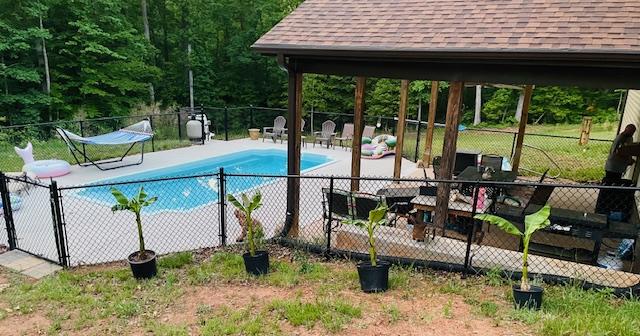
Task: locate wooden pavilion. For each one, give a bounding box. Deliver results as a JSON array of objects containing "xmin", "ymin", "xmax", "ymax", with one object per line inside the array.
[{"xmin": 252, "ymin": 0, "xmax": 640, "ymax": 236}]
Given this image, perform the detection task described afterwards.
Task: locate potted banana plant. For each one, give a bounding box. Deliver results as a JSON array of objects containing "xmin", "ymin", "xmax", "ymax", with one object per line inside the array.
[
  {"xmin": 475, "ymin": 204, "xmax": 552, "ymax": 309},
  {"xmin": 111, "ymin": 187, "xmax": 158, "ymax": 279},
  {"xmin": 227, "ymin": 191, "xmax": 268, "ymax": 275},
  {"xmin": 345, "ymin": 205, "xmax": 390, "ymax": 293}
]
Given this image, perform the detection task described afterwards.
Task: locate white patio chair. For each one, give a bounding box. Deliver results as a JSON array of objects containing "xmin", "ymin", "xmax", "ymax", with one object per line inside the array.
[
  {"xmin": 335, "ymin": 123, "xmax": 354, "ymax": 150},
  {"xmin": 281, "ymin": 119, "xmax": 307, "ymax": 147},
  {"xmin": 362, "ymin": 125, "xmax": 376, "ymax": 139},
  {"xmin": 263, "ymin": 116, "xmax": 286, "ymax": 142},
  {"xmin": 313, "ymin": 120, "xmax": 337, "ymax": 149}
]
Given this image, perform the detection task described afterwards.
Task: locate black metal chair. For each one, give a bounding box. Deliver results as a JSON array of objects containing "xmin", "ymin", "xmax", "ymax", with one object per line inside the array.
[
  {"xmin": 481, "ymin": 154, "xmax": 503, "ymax": 171},
  {"xmin": 352, "ymin": 192, "xmax": 384, "ymax": 221},
  {"xmin": 322, "ymin": 188, "xmax": 352, "ymax": 232}
]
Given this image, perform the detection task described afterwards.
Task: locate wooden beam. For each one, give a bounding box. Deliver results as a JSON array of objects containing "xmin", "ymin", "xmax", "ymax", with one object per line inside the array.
[
  {"xmin": 511, "ymin": 85, "xmax": 534, "ymax": 173},
  {"xmin": 394, "ymin": 80, "xmax": 410, "ymax": 179},
  {"xmin": 286, "ymin": 70, "xmax": 303, "ymax": 237},
  {"xmin": 433, "ymin": 81, "xmax": 464, "ymax": 232},
  {"xmin": 422, "ymin": 81, "xmax": 439, "ymax": 165},
  {"xmin": 351, "ymin": 77, "xmax": 366, "ymax": 191}
]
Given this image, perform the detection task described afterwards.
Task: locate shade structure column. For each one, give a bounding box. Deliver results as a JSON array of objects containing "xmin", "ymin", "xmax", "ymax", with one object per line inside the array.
[
  {"xmin": 511, "ymin": 85, "xmax": 534, "ymax": 173},
  {"xmin": 422, "ymin": 81, "xmax": 439, "ymax": 166},
  {"xmin": 351, "ymin": 77, "xmax": 366, "ymax": 191},
  {"xmin": 394, "ymin": 80, "xmax": 410, "ymax": 179},
  {"xmin": 286, "ymin": 70, "xmax": 303, "ymax": 237},
  {"xmin": 433, "ymin": 81, "xmax": 464, "ymax": 232}
]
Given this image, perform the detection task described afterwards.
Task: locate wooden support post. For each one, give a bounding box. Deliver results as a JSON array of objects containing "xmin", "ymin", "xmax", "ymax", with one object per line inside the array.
[
  {"xmin": 286, "ymin": 70, "xmax": 303, "ymax": 237},
  {"xmin": 394, "ymin": 80, "xmax": 410, "ymax": 179},
  {"xmin": 579, "ymin": 116, "xmax": 593, "ymax": 145},
  {"xmin": 511, "ymin": 85, "xmax": 534, "ymax": 174},
  {"xmin": 422, "ymin": 81, "xmax": 439, "ymax": 165},
  {"xmin": 433, "ymin": 81, "xmax": 464, "ymax": 233},
  {"xmin": 351, "ymin": 77, "xmax": 366, "ymax": 191}
]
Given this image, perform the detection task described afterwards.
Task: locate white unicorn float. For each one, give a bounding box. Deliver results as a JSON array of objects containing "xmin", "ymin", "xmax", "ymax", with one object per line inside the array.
[{"xmin": 15, "ymin": 142, "xmax": 71, "ymax": 178}]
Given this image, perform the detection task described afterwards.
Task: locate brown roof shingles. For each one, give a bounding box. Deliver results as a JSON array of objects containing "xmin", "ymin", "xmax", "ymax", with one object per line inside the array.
[{"xmin": 253, "ymin": 0, "xmax": 640, "ymax": 56}]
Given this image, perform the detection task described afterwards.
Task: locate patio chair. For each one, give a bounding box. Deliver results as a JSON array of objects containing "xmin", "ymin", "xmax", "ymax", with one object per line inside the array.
[
  {"xmin": 322, "ymin": 188, "xmax": 352, "ymax": 232},
  {"xmin": 313, "ymin": 120, "xmax": 337, "ymax": 148},
  {"xmin": 280, "ymin": 119, "xmax": 307, "ymax": 147},
  {"xmin": 263, "ymin": 116, "xmax": 286, "ymax": 143},
  {"xmin": 334, "ymin": 123, "xmax": 354, "ymax": 150},
  {"xmin": 362, "ymin": 125, "xmax": 376, "ymax": 139},
  {"xmin": 352, "ymin": 192, "xmax": 385, "ymax": 221},
  {"xmin": 481, "ymin": 154, "xmax": 503, "ymax": 171}
]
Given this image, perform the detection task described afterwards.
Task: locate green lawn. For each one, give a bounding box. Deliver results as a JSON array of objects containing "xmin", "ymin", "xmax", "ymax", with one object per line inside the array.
[
  {"xmin": 0, "ymin": 247, "xmax": 638, "ymax": 335},
  {"xmin": 401, "ymin": 125, "xmax": 614, "ymax": 182}
]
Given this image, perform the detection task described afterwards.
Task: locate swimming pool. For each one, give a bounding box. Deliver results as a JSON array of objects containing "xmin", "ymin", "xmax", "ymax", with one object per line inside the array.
[{"xmin": 76, "ymin": 149, "xmax": 333, "ymax": 211}]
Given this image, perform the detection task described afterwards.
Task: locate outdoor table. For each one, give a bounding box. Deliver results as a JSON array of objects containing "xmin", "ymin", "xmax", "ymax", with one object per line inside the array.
[{"xmin": 410, "ymin": 195, "xmax": 493, "ymax": 241}]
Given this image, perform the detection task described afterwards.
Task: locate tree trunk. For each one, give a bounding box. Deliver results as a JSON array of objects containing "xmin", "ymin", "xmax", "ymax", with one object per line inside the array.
[
  {"xmin": 39, "ymin": 16, "xmax": 52, "ymax": 121},
  {"xmin": 141, "ymin": 0, "xmax": 155, "ymax": 105},
  {"xmin": 474, "ymin": 85, "xmax": 482, "ymax": 125},
  {"xmin": 188, "ymin": 43, "xmax": 194, "ymax": 109}
]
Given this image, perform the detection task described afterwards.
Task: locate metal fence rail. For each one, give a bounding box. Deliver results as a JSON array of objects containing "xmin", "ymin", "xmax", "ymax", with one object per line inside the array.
[{"xmin": 0, "ymin": 171, "xmax": 638, "ymax": 296}]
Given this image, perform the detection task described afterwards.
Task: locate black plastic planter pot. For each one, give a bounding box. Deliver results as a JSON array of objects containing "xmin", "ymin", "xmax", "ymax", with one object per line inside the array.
[
  {"xmin": 128, "ymin": 250, "xmax": 157, "ymax": 279},
  {"xmin": 513, "ymin": 285, "xmax": 543, "ymax": 310},
  {"xmin": 357, "ymin": 261, "xmax": 390, "ymax": 293},
  {"xmin": 243, "ymin": 251, "xmax": 269, "ymax": 275}
]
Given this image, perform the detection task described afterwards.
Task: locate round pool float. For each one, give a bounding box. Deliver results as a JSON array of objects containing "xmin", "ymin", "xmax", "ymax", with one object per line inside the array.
[{"xmin": 23, "ymin": 160, "xmax": 71, "ymax": 178}]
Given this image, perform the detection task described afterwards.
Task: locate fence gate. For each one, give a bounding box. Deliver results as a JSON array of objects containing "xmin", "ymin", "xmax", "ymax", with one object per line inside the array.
[{"xmin": 0, "ymin": 174, "xmax": 68, "ymax": 266}]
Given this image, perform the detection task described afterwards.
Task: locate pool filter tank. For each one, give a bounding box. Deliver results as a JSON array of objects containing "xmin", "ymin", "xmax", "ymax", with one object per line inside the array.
[{"xmin": 186, "ymin": 114, "xmax": 212, "ymax": 143}]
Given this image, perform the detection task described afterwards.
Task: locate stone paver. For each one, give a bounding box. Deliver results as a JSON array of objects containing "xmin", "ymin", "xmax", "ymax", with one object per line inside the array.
[{"xmin": 0, "ymin": 250, "xmax": 61, "ymax": 279}]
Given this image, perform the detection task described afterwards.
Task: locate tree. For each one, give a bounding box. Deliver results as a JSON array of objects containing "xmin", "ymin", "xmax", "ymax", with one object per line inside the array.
[{"xmin": 0, "ymin": 0, "xmax": 51, "ymax": 124}]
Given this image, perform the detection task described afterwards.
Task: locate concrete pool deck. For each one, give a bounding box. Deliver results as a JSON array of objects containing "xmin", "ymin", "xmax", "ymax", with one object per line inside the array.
[
  {"xmin": 54, "ymin": 138, "xmax": 417, "ymax": 186},
  {"xmin": 4, "ymin": 138, "xmax": 418, "ymax": 266}
]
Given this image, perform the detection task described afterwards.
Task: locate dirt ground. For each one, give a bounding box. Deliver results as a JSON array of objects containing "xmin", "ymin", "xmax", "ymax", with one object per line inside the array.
[{"xmin": 0, "ymin": 247, "xmax": 535, "ymax": 336}]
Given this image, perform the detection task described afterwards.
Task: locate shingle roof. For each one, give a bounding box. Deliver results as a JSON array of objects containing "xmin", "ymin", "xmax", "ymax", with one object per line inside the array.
[{"xmin": 253, "ymin": 0, "xmax": 640, "ymax": 58}]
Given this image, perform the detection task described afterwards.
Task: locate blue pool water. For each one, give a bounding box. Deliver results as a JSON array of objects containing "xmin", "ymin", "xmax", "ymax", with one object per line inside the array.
[{"xmin": 77, "ymin": 149, "xmax": 332, "ymax": 211}]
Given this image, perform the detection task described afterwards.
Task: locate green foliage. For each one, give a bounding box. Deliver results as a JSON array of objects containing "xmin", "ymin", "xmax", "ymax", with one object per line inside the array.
[
  {"xmin": 475, "ymin": 204, "xmax": 551, "ymax": 292},
  {"xmin": 227, "ymin": 191, "xmax": 263, "ymax": 256},
  {"xmin": 269, "ymin": 297, "xmax": 361, "ymax": 332},
  {"xmin": 110, "ymin": 186, "xmax": 158, "ymax": 256},
  {"xmin": 158, "ymin": 252, "xmax": 194, "ymax": 269},
  {"xmin": 343, "ymin": 205, "xmax": 388, "ymax": 266}
]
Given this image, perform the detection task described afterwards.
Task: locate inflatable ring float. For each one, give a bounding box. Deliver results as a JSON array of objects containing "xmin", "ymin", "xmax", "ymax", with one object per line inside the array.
[{"xmin": 23, "ymin": 160, "xmax": 71, "ymax": 178}]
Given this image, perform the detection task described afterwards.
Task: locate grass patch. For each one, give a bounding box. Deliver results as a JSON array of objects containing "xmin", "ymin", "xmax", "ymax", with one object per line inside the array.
[
  {"xmin": 159, "ymin": 252, "xmax": 194, "ymax": 269},
  {"xmin": 269, "ymin": 297, "xmax": 362, "ymax": 333},
  {"xmin": 146, "ymin": 321, "xmax": 190, "ymax": 336},
  {"xmin": 383, "ymin": 304, "xmax": 402, "ymax": 324},
  {"xmin": 201, "ymin": 305, "xmax": 280, "ymax": 336}
]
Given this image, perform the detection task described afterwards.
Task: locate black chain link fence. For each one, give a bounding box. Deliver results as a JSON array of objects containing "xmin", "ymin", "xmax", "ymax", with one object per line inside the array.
[
  {"xmin": 1, "ymin": 170, "xmax": 638, "ymax": 295},
  {"xmin": 1, "ymin": 106, "xmax": 613, "ymax": 182}
]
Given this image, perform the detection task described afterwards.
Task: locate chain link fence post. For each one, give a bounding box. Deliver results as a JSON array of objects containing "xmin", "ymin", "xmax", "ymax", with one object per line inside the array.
[
  {"xmin": 218, "ymin": 168, "xmax": 227, "ymax": 247},
  {"xmin": 325, "ymin": 176, "xmax": 334, "ymax": 256},
  {"xmin": 0, "ymin": 173, "xmax": 17, "ymax": 250},
  {"xmin": 148, "ymin": 115, "xmax": 155, "ymax": 152},
  {"xmin": 49, "ymin": 180, "xmax": 69, "ymax": 267}
]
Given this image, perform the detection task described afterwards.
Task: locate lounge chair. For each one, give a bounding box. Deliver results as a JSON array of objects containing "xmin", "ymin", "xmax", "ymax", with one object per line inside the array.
[
  {"xmin": 263, "ymin": 116, "xmax": 286, "ymax": 143},
  {"xmin": 334, "ymin": 123, "xmax": 354, "ymax": 149},
  {"xmin": 313, "ymin": 120, "xmax": 336, "ymax": 148},
  {"xmin": 280, "ymin": 119, "xmax": 306, "ymax": 147},
  {"xmin": 363, "ymin": 125, "xmax": 376, "ymax": 139},
  {"xmin": 56, "ymin": 120, "xmax": 153, "ymax": 171}
]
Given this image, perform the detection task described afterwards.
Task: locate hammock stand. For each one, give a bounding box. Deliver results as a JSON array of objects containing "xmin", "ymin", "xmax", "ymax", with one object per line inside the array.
[{"xmin": 56, "ymin": 120, "xmax": 154, "ymax": 171}]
